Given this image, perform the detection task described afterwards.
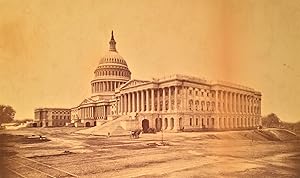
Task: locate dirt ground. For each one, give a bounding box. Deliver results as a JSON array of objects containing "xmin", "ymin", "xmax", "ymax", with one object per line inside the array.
[{"xmin": 0, "ymin": 127, "xmax": 299, "ymax": 178}]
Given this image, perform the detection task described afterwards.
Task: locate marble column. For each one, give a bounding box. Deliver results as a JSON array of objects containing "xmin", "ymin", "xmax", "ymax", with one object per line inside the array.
[
  {"xmin": 151, "ymin": 89, "xmax": 155, "ymax": 112},
  {"xmin": 168, "ymin": 87, "xmax": 171, "ymax": 112},
  {"xmin": 215, "ymin": 90, "xmax": 219, "ymax": 113},
  {"xmin": 128, "ymin": 93, "xmax": 132, "ymax": 113},
  {"xmin": 141, "ymin": 90, "xmax": 144, "ymax": 112},
  {"xmin": 174, "ymin": 86, "xmax": 178, "ymax": 111},
  {"xmin": 124, "ymin": 94, "xmax": 128, "ymax": 114},
  {"xmin": 220, "ymin": 90, "xmax": 223, "ymax": 113},
  {"xmin": 132, "ymin": 92, "xmax": 135, "ymax": 112},
  {"xmin": 157, "ymin": 89, "xmax": 160, "ymax": 111},
  {"xmin": 146, "ymin": 89, "xmax": 149, "ymax": 112},
  {"xmin": 162, "ymin": 88, "xmax": 166, "ymax": 111},
  {"xmin": 137, "ymin": 91, "xmax": 140, "ymax": 112}
]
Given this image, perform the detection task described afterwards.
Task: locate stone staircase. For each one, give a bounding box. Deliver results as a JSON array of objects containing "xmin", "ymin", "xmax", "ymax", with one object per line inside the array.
[{"xmin": 76, "ymin": 115, "xmax": 132, "ymax": 136}]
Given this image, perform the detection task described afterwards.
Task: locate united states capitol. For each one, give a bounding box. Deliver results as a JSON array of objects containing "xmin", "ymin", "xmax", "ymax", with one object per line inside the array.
[{"xmin": 34, "ymin": 31, "xmax": 262, "ymax": 134}]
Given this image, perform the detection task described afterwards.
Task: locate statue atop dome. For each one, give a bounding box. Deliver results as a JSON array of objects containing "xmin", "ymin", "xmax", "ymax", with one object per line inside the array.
[{"xmin": 109, "ymin": 30, "xmax": 117, "ymax": 52}]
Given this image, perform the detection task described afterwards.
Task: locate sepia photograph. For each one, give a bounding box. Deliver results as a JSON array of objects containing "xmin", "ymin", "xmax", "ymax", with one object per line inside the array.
[{"xmin": 0, "ymin": 0, "xmax": 299, "ymax": 177}]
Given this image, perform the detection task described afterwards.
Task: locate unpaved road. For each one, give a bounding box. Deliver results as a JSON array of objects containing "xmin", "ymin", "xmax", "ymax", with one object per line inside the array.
[{"xmin": 1, "ymin": 128, "xmax": 299, "ymax": 177}]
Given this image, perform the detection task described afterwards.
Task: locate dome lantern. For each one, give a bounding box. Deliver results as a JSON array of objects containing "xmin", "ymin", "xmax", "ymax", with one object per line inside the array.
[{"xmin": 109, "ymin": 31, "xmax": 117, "ymax": 52}]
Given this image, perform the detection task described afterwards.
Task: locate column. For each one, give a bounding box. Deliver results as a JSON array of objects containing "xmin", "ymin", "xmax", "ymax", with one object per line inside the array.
[
  {"xmin": 141, "ymin": 90, "xmax": 144, "ymax": 112},
  {"xmin": 240, "ymin": 94, "xmax": 243, "ymax": 114},
  {"xmin": 174, "ymin": 87, "xmax": 178, "ymax": 111},
  {"xmin": 227, "ymin": 92, "xmax": 231, "ymax": 113},
  {"xmin": 146, "ymin": 89, "xmax": 149, "ymax": 112},
  {"xmin": 137, "ymin": 91, "xmax": 140, "ymax": 112},
  {"xmin": 244, "ymin": 95, "xmax": 247, "ymax": 114},
  {"xmin": 215, "ymin": 90, "xmax": 218, "ymax": 113},
  {"xmin": 251, "ymin": 96, "xmax": 254, "ymax": 115},
  {"xmin": 232, "ymin": 93, "xmax": 235, "ymax": 114},
  {"xmin": 132, "ymin": 92, "xmax": 136, "ymax": 112},
  {"xmin": 124, "ymin": 94, "xmax": 127, "ymax": 114},
  {"xmin": 162, "ymin": 88, "xmax": 166, "ymax": 111},
  {"xmin": 128, "ymin": 93, "xmax": 132, "ymax": 113},
  {"xmin": 168, "ymin": 87, "xmax": 171, "ymax": 111},
  {"xmin": 238, "ymin": 93, "xmax": 240, "ymax": 114},
  {"xmin": 118, "ymin": 96, "xmax": 121, "ymax": 115},
  {"xmin": 230, "ymin": 92, "xmax": 233, "ymax": 113},
  {"xmin": 220, "ymin": 90, "xmax": 223, "ymax": 113},
  {"xmin": 215, "ymin": 90, "xmax": 219, "ymax": 129},
  {"xmin": 157, "ymin": 89, "xmax": 160, "ymax": 111},
  {"xmin": 151, "ymin": 89, "xmax": 155, "ymax": 112}
]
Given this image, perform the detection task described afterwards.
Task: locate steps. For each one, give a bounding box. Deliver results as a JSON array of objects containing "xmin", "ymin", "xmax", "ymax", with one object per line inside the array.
[{"xmin": 76, "ymin": 115, "xmax": 131, "ymax": 136}]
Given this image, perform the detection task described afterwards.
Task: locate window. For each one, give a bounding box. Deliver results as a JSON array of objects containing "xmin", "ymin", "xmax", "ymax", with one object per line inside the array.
[
  {"xmin": 201, "ymin": 101, "xmax": 205, "ymax": 111},
  {"xmin": 195, "ymin": 100, "xmax": 199, "ymax": 111},
  {"xmin": 189, "ymin": 90, "xmax": 192, "ymax": 95},
  {"xmin": 190, "ymin": 118, "xmax": 193, "ymax": 126},
  {"xmin": 165, "ymin": 100, "xmax": 169, "ymax": 110},
  {"xmin": 189, "ymin": 100, "xmax": 193, "ymax": 110},
  {"xmin": 195, "ymin": 91, "xmax": 198, "ymax": 96},
  {"xmin": 196, "ymin": 118, "xmax": 199, "ymax": 125}
]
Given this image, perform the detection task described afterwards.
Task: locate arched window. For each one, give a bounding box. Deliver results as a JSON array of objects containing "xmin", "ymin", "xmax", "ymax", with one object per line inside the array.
[
  {"xmin": 190, "ymin": 118, "xmax": 193, "ymax": 126},
  {"xmin": 201, "ymin": 101, "xmax": 205, "ymax": 111}
]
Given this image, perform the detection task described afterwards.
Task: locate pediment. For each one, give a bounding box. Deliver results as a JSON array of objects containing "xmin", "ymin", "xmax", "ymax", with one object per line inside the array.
[
  {"xmin": 120, "ymin": 79, "xmax": 149, "ymax": 90},
  {"xmin": 79, "ymin": 98, "xmax": 95, "ymax": 105}
]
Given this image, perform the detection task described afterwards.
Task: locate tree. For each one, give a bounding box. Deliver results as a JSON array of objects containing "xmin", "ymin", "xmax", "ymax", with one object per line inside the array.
[
  {"xmin": 0, "ymin": 105, "xmax": 16, "ymax": 124},
  {"xmin": 262, "ymin": 113, "xmax": 281, "ymax": 128}
]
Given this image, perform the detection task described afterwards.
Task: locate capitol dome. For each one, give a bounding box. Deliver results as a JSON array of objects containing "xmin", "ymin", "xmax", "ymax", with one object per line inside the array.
[
  {"xmin": 99, "ymin": 51, "xmax": 128, "ymax": 66},
  {"xmin": 90, "ymin": 31, "xmax": 131, "ymax": 98}
]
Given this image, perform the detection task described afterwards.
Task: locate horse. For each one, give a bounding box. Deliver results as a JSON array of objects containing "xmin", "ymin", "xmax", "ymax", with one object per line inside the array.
[{"xmin": 131, "ymin": 129, "xmax": 142, "ymax": 139}]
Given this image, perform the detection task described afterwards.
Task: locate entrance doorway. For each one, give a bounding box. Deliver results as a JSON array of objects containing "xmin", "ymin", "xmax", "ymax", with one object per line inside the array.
[
  {"xmin": 142, "ymin": 119, "xmax": 149, "ymax": 132},
  {"xmin": 86, "ymin": 122, "xmax": 90, "ymax": 127}
]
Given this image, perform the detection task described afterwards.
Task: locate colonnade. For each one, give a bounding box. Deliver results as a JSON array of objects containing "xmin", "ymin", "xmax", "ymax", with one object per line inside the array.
[
  {"xmin": 118, "ymin": 86, "xmax": 179, "ymax": 115},
  {"xmin": 117, "ymin": 86, "xmax": 261, "ymax": 117},
  {"xmin": 78, "ymin": 106, "xmax": 108, "ymax": 119},
  {"xmin": 215, "ymin": 90, "xmax": 261, "ymax": 116},
  {"xmin": 91, "ymin": 81, "xmax": 125, "ymax": 93}
]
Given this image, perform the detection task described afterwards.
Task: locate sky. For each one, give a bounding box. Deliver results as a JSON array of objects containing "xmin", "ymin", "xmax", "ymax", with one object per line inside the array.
[{"xmin": 0, "ymin": 0, "xmax": 299, "ymax": 122}]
